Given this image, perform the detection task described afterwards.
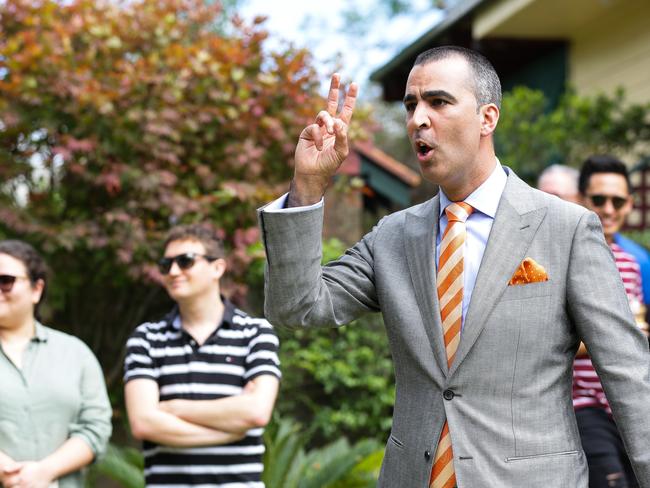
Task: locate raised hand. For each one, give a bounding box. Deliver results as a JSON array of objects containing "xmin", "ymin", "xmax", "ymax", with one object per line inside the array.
[{"xmin": 288, "ymin": 73, "xmax": 358, "ymax": 207}]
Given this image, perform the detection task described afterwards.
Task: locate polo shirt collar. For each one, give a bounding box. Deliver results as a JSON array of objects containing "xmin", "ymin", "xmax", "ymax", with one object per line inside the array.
[
  {"xmin": 167, "ymin": 297, "xmax": 236, "ymax": 332},
  {"xmin": 32, "ymin": 320, "xmax": 49, "ymax": 342}
]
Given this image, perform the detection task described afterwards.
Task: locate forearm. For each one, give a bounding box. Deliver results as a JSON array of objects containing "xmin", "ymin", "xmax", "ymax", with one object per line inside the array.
[
  {"xmin": 39, "ymin": 437, "xmax": 94, "ymax": 482},
  {"xmin": 131, "ymin": 408, "xmax": 242, "ymax": 447},
  {"xmin": 163, "ymin": 376, "xmax": 279, "ymax": 433},
  {"xmin": 166, "ymin": 396, "xmax": 263, "ymax": 433}
]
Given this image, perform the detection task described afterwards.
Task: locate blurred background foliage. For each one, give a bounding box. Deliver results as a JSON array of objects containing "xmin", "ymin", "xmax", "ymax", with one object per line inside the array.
[
  {"xmin": 89, "ymin": 418, "xmax": 384, "ymax": 488},
  {"xmin": 0, "ymin": 1, "xmax": 388, "ymax": 485},
  {"xmin": 2, "ymin": 0, "xmax": 650, "ymax": 487},
  {"xmin": 0, "ymin": 0, "xmax": 324, "ymax": 388},
  {"xmin": 248, "ymin": 238, "xmax": 395, "ymax": 447},
  {"xmin": 494, "ymin": 86, "xmax": 650, "ymax": 182}
]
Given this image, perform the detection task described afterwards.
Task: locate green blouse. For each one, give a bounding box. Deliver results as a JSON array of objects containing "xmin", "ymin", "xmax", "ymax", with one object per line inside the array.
[{"xmin": 0, "ymin": 322, "xmax": 112, "ymax": 487}]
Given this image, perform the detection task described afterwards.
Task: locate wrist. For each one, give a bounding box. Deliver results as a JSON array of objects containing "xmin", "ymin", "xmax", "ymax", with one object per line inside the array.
[
  {"xmin": 37, "ymin": 459, "xmax": 57, "ymax": 483},
  {"xmin": 288, "ymin": 177, "xmax": 329, "ymax": 207}
]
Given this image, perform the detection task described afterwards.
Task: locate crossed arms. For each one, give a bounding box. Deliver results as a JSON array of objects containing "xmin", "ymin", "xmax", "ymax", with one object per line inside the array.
[{"xmin": 125, "ymin": 374, "xmax": 279, "ymax": 447}]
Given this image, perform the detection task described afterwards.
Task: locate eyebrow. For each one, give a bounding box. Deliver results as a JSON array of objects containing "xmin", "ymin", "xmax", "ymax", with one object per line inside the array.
[{"xmin": 403, "ymin": 90, "xmax": 458, "ymax": 105}]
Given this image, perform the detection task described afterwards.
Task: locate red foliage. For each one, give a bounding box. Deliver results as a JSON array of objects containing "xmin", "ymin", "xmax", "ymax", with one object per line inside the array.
[{"xmin": 0, "ymin": 0, "xmax": 321, "ymax": 287}]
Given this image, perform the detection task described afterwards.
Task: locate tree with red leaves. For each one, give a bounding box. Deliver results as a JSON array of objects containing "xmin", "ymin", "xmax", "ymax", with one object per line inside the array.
[{"xmin": 0, "ymin": 0, "xmax": 321, "ymax": 386}]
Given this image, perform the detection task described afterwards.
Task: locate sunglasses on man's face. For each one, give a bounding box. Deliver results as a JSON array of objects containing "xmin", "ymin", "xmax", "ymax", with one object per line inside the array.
[
  {"xmin": 0, "ymin": 274, "xmax": 29, "ymax": 293},
  {"xmin": 587, "ymin": 194, "xmax": 629, "ymax": 210},
  {"xmin": 157, "ymin": 253, "xmax": 218, "ymax": 275}
]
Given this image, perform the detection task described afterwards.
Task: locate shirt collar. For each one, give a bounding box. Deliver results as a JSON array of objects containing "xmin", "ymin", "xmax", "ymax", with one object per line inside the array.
[
  {"xmin": 32, "ymin": 321, "xmax": 49, "ymax": 342},
  {"xmin": 168, "ymin": 297, "xmax": 236, "ymax": 331},
  {"xmin": 439, "ymin": 158, "xmax": 507, "ymax": 219}
]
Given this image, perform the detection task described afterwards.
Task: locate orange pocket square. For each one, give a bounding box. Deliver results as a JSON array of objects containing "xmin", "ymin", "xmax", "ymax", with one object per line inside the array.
[{"xmin": 508, "ymin": 257, "xmax": 548, "ymax": 285}]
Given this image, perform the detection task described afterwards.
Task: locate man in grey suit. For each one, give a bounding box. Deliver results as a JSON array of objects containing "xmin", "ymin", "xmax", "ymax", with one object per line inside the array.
[{"xmin": 258, "ymin": 46, "xmax": 650, "ymax": 487}]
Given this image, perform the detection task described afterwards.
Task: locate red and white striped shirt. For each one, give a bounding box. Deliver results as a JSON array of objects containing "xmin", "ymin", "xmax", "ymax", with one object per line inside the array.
[{"xmin": 572, "ymin": 242, "xmax": 644, "ymax": 412}]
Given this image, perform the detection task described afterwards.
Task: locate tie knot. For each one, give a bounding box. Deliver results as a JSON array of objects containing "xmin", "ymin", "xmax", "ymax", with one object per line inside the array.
[{"xmin": 445, "ymin": 202, "xmax": 473, "ymax": 223}]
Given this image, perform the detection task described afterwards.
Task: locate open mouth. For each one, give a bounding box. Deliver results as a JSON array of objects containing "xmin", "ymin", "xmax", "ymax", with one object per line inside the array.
[{"xmin": 416, "ymin": 140, "xmax": 433, "ymax": 157}]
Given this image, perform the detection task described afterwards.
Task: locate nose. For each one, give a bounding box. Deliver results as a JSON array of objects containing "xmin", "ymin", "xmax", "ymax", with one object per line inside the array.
[
  {"xmin": 602, "ymin": 198, "xmax": 616, "ymax": 214},
  {"xmin": 413, "ymin": 103, "xmax": 430, "ymax": 128},
  {"xmin": 168, "ymin": 261, "xmax": 182, "ymax": 276}
]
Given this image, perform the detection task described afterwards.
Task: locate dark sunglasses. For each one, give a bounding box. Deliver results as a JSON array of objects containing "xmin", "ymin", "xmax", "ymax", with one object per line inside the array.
[
  {"xmin": 587, "ymin": 194, "xmax": 629, "ymax": 210},
  {"xmin": 157, "ymin": 253, "xmax": 218, "ymax": 275},
  {"xmin": 0, "ymin": 274, "xmax": 29, "ymax": 293}
]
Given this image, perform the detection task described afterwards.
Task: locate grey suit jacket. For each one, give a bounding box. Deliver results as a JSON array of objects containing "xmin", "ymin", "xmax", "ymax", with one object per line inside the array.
[{"xmin": 259, "ymin": 169, "xmax": 650, "ymax": 487}]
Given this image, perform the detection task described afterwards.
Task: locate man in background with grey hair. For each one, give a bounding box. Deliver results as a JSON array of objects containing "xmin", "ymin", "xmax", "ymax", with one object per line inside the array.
[{"xmin": 537, "ymin": 164, "xmax": 581, "ymax": 204}]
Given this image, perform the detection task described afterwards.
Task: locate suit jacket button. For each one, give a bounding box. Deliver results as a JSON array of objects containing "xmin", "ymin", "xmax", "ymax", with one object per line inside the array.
[
  {"xmin": 425, "ymin": 450, "xmax": 431, "ymax": 460},
  {"xmin": 443, "ymin": 389, "xmax": 455, "ymax": 401}
]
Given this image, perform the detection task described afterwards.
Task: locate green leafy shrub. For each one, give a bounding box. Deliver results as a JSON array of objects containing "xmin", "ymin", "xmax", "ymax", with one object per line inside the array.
[
  {"xmin": 85, "ymin": 444, "xmax": 144, "ymax": 488},
  {"xmin": 249, "ymin": 238, "xmax": 395, "ymax": 446},
  {"xmin": 495, "ymin": 86, "xmax": 650, "ymax": 181},
  {"xmin": 262, "ymin": 417, "xmax": 383, "ymax": 488}
]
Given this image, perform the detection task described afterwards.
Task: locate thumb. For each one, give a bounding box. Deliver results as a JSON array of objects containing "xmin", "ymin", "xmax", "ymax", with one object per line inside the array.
[{"xmin": 3, "ymin": 462, "xmax": 23, "ymax": 474}]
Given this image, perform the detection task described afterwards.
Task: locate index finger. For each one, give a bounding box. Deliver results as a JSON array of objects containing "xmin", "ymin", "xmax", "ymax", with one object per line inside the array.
[
  {"xmin": 338, "ymin": 81, "xmax": 358, "ymax": 126},
  {"xmin": 326, "ymin": 73, "xmax": 341, "ymax": 116}
]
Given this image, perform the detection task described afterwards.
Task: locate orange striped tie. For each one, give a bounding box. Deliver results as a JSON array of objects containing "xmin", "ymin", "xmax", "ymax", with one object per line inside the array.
[{"xmin": 430, "ymin": 201, "xmax": 473, "ymax": 488}]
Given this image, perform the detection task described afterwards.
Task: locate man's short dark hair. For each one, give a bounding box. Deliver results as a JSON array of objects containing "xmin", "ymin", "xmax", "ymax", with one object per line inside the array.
[
  {"xmin": 0, "ymin": 239, "xmax": 48, "ymax": 319},
  {"xmin": 163, "ymin": 224, "xmax": 225, "ymax": 258},
  {"xmin": 414, "ymin": 45, "xmax": 502, "ymax": 109},
  {"xmin": 578, "ymin": 154, "xmax": 632, "ymax": 195}
]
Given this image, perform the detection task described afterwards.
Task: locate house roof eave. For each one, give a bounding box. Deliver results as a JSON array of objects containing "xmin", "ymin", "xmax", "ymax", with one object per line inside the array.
[{"xmin": 370, "ymin": 0, "xmax": 488, "ymax": 83}]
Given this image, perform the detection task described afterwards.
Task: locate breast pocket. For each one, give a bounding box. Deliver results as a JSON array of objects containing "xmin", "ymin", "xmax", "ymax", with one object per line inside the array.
[{"xmin": 501, "ymin": 281, "xmax": 553, "ymax": 301}]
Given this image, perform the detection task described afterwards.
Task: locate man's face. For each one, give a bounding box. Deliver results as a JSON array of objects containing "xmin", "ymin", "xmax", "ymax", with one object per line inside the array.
[
  {"xmin": 161, "ymin": 239, "xmax": 224, "ymax": 302},
  {"xmin": 538, "ymin": 172, "xmax": 580, "ymax": 203},
  {"xmin": 583, "ymin": 173, "xmax": 633, "ymax": 241},
  {"xmin": 404, "ymin": 56, "xmax": 495, "ymax": 199}
]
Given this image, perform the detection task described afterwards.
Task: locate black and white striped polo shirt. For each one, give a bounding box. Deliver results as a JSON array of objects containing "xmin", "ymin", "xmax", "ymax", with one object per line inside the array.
[{"xmin": 124, "ymin": 300, "xmax": 281, "ymax": 487}]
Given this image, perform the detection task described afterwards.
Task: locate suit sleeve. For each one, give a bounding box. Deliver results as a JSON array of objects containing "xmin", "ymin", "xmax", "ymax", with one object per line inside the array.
[
  {"xmin": 258, "ymin": 202, "xmax": 381, "ymax": 329},
  {"xmin": 567, "ymin": 211, "xmax": 650, "ymax": 485}
]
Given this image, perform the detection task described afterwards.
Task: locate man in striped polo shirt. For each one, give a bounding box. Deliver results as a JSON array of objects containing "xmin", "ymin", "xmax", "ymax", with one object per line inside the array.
[
  {"xmin": 124, "ymin": 225, "xmax": 281, "ymax": 487},
  {"xmin": 574, "ymin": 156, "xmax": 649, "ymax": 488}
]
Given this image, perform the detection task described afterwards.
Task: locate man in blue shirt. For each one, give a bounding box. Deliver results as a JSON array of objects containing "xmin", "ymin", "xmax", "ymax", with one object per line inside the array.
[{"xmin": 615, "ymin": 233, "xmax": 650, "ymax": 313}]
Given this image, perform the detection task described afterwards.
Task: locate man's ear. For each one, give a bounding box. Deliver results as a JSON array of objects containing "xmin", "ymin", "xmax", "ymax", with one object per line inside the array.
[
  {"xmin": 31, "ymin": 278, "xmax": 45, "ymax": 306},
  {"xmin": 213, "ymin": 258, "xmax": 227, "ymax": 280},
  {"xmin": 480, "ymin": 103, "xmax": 499, "ymax": 137}
]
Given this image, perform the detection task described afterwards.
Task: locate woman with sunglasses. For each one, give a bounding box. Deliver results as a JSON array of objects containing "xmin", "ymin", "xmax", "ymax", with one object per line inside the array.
[{"xmin": 0, "ymin": 240, "xmax": 112, "ymax": 488}]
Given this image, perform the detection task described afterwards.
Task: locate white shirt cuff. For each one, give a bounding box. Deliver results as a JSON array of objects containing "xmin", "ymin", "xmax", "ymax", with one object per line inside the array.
[{"xmin": 264, "ymin": 193, "xmax": 324, "ymax": 213}]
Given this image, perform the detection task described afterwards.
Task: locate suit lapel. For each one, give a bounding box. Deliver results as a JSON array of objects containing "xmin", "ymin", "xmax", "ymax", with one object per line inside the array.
[
  {"xmin": 404, "ymin": 196, "xmax": 449, "ymax": 376},
  {"xmin": 448, "ymin": 173, "xmax": 547, "ymax": 377}
]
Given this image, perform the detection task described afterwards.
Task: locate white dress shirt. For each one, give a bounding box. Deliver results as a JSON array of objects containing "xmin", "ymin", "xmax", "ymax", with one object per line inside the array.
[{"xmin": 437, "ymin": 161, "xmax": 507, "ymax": 328}]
